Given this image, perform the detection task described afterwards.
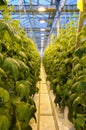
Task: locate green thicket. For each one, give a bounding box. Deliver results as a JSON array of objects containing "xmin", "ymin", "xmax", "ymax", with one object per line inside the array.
[
  {"xmin": 43, "ymin": 22, "xmax": 86, "ymax": 130},
  {"xmin": 0, "ymin": 7, "xmax": 41, "ymax": 130},
  {"xmin": 0, "ymin": 0, "xmax": 7, "ymax": 5}
]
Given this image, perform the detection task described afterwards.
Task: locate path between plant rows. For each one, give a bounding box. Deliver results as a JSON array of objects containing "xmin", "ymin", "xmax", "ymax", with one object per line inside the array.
[{"xmin": 30, "ymin": 64, "xmax": 75, "ymax": 130}]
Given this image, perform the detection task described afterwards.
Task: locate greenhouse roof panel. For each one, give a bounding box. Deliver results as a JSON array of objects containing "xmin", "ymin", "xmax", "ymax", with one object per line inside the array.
[
  {"xmin": 5, "ymin": 0, "xmax": 79, "ymax": 51},
  {"xmin": 8, "ymin": 0, "xmax": 55, "ymax": 5},
  {"xmin": 65, "ymin": 0, "xmax": 77, "ymax": 5}
]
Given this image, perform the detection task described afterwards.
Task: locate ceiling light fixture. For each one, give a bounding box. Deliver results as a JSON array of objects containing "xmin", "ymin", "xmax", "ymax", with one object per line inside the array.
[
  {"xmin": 38, "ymin": 6, "xmax": 46, "ymax": 12},
  {"xmin": 40, "ymin": 20, "xmax": 46, "ymax": 23},
  {"xmin": 40, "ymin": 28, "xmax": 45, "ymax": 31}
]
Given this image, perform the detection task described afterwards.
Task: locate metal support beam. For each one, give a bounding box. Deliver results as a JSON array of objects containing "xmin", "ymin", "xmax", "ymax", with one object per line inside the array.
[
  {"xmin": 8, "ymin": 5, "xmax": 79, "ymax": 13},
  {"xmin": 9, "ymin": 5, "xmax": 56, "ymax": 13},
  {"xmin": 24, "ymin": 27, "xmax": 51, "ymax": 32},
  {"xmin": 55, "ymin": 0, "xmax": 60, "ymax": 10},
  {"xmin": 62, "ymin": 5, "xmax": 79, "ymax": 12},
  {"xmin": 49, "ymin": 4, "xmax": 79, "ymax": 35}
]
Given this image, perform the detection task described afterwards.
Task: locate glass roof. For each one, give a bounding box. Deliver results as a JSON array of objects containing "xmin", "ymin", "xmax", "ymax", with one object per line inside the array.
[
  {"xmin": 0, "ymin": 0, "xmax": 79, "ymax": 52},
  {"xmin": 65, "ymin": 0, "xmax": 77, "ymax": 5},
  {"xmin": 8, "ymin": 0, "xmax": 55, "ymax": 5}
]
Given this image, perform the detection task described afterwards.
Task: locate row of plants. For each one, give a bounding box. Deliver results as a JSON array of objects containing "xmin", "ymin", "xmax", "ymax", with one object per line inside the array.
[
  {"xmin": 43, "ymin": 22, "xmax": 86, "ymax": 130},
  {"xmin": 0, "ymin": 6, "xmax": 41, "ymax": 130}
]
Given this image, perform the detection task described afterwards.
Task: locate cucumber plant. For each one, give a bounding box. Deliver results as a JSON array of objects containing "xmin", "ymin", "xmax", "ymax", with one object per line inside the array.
[
  {"xmin": 43, "ymin": 22, "xmax": 86, "ymax": 130},
  {"xmin": 0, "ymin": 16, "xmax": 40, "ymax": 130}
]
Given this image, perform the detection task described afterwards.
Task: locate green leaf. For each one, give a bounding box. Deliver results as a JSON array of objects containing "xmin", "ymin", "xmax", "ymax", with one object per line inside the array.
[
  {"xmin": 73, "ymin": 63, "xmax": 82, "ymax": 73},
  {"xmin": 0, "ymin": 67, "xmax": 6, "ymax": 78},
  {"xmin": 0, "ymin": 21, "xmax": 14, "ymax": 40},
  {"xmin": 75, "ymin": 47, "xmax": 83, "ymax": 58},
  {"xmin": 72, "ymin": 56, "xmax": 79, "ymax": 65},
  {"xmin": 77, "ymin": 75, "xmax": 86, "ymax": 81},
  {"xmin": 78, "ymin": 81, "xmax": 86, "ymax": 93},
  {"xmin": 81, "ymin": 55, "xmax": 86, "ymax": 66},
  {"xmin": 15, "ymin": 120, "xmax": 21, "ymax": 130},
  {"xmin": 63, "ymin": 58, "xmax": 71, "ymax": 64},
  {"xmin": 69, "ymin": 93, "xmax": 78, "ymax": 102},
  {"xmin": 75, "ymin": 114, "xmax": 85, "ymax": 128},
  {"xmin": 16, "ymin": 81, "xmax": 30, "ymax": 99},
  {"xmin": 0, "ymin": 53, "xmax": 3, "ymax": 66},
  {"xmin": 2, "ymin": 57, "xmax": 19, "ymax": 80},
  {"xmin": 72, "ymin": 81, "xmax": 86, "ymax": 93},
  {"xmin": 71, "ymin": 82, "xmax": 79, "ymax": 92},
  {"xmin": 16, "ymin": 102, "xmax": 36, "ymax": 122},
  {"xmin": 21, "ymin": 123, "xmax": 32, "ymax": 130},
  {"xmin": 82, "ymin": 48, "xmax": 86, "ymax": 54},
  {"xmin": 16, "ymin": 59, "xmax": 30, "ymax": 79},
  {"xmin": 56, "ymin": 85, "xmax": 61, "ymax": 95},
  {"xmin": 11, "ymin": 96, "xmax": 21, "ymax": 104},
  {"xmin": 72, "ymin": 96, "xmax": 81, "ymax": 111},
  {"xmin": 0, "ymin": 115, "xmax": 10, "ymax": 130},
  {"xmin": 0, "ymin": 87, "xmax": 10, "ymax": 103},
  {"xmin": 3, "ymin": 30, "xmax": 12, "ymax": 43},
  {"xmin": 18, "ymin": 51, "xmax": 27, "ymax": 61}
]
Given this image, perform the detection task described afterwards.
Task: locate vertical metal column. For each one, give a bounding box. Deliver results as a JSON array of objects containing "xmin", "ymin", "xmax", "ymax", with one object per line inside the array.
[{"xmin": 57, "ymin": 17, "xmax": 60, "ymax": 35}]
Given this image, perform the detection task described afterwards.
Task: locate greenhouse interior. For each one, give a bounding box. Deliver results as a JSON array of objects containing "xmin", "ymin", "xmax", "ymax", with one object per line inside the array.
[{"xmin": 0, "ymin": 0, "xmax": 86, "ymax": 130}]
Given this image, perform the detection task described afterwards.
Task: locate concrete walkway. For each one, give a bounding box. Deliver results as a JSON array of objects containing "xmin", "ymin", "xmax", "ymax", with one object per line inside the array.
[
  {"xmin": 30, "ymin": 64, "xmax": 75, "ymax": 130},
  {"xmin": 30, "ymin": 64, "xmax": 59, "ymax": 130}
]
